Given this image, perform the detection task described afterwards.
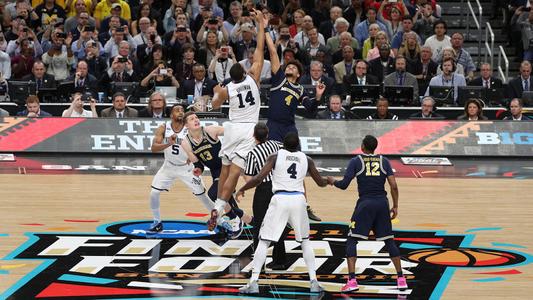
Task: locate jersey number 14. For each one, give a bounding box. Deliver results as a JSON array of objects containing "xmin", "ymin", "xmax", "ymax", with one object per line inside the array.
[{"xmin": 237, "ymin": 91, "xmax": 256, "ymax": 108}]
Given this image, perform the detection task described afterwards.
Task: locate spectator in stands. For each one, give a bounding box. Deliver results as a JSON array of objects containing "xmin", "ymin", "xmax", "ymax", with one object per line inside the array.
[
  {"xmin": 317, "ymin": 94, "xmax": 355, "ymax": 119},
  {"xmin": 331, "ymin": 31, "xmax": 362, "ymax": 64},
  {"xmin": 64, "ymin": 1, "xmax": 95, "ymax": 34},
  {"xmin": 413, "ymin": 2, "xmax": 438, "ymax": 41},
  {"xmin": 303, "ymin": 27, "xmax": 330, "ymax": 61},
  {"xmin": 457, "ymin": 98, "xmax": 488, "ymax": 120},
  {"xmin": 504, "ymin": 98, "xmax": 531, "ymax": 120},
  {"xmin": 343, "ymin": 59, "xmax": 380, "ymax": 97},
  {"xmin": 12, "ymin": 1, "xmax": 39, "ymax": 32},
  {"xmin": 334, "ymin": 45, "xmax": 357, "ymax": 84},
  {"xmin": 164, "ymin": 6, "xmax": 188, "ymax": 34},
  {"xmin": 138, "ymin": 91, "xmax": 169, "ymax": 118},
  {"xmin": 66, "ymin": 60, "xmax": 98, "ymax": 93},
  {"xmin": 315, "ymin": 49, "xmax": 336, "ymax": 78},
  {"xmin": 450, "ymin": 33, "xmax": 476, "ymax": 81},
  {"xmin": 97, "ymin": 15, "xmax": 120, "ymax": 45},
  {"xmin": 72, "ymin": 25, "xmax": 102, "ymax": 60},
  {"xmin": 391, "ymin": 16, "xmax": 422, "ymax": 56},
  {"xmin": 344, "ymin": 0, "xmax": 365, "ymax": 35},
  {"xmin": 288, "ymin": 8, "xmax": 306, "ymax": 37},
  {"xmin": 377, "ymin": 5, "xmax": 403, "ymax": 39},
  {"xmin": 408, "ymin": 45, "xmax": 438, "ymax": 94},
  {"xmin": 320, "ymin": 6, "xmax": 343, "ymax": 41},
  {"xmin": 506, "ymin": 60, "xmax": 532, "ymax": 99},
  {"xmin": 409, "ymin": 96, "xmax": 444, "ymax": 119},
  {"xmin": 100, "ymin": 92, "xmax": 138, "ymax": 118},
  {"xmin": 131, "ymin": 3, "xmax": 157, "ymax": 36},
  {"xmin": 469, "ymin": 63, "xmax": 503, "ymax": 89},
  {"xmin": 239, "ymin": 47, "xmax": 271, "ymax": 82},
  {"xmin": 398, "ymin": 31, "xmax": 421, "ymax": 61},
  {"xmin": 104, "ymin": 26, "xmax": 135, "ymax": 59},
  {"xmin": 327, "ymin": 17, "xmax": 359, "ymax": 53},
  {"xmin": 519, "ymin": 8, "xmax": 533, "ymax": 61},
  {"xmin": 93, "ymin": 0, "xmax": 131, "ymax": 27},
  {"xmin": 84, "ymin": 39, "xmax": 107, "ymax": 79},
  {"xmin": 296, "ymin": 16, "xmax": 326, "ymax": 48},
  {"xmin": 366, "ymin": 30, "xmax": 393, "ymax": 61},
  {"xmin": 99, "ymin": 3, "xmax": 129, "ymax": 34},
  {"xmin": 11, "ymin": 39, "xmax": 35, "ymax": 79},
  {"xmin": 300, "ymin": 60, "xmax": 335, "ymax": 100},
  {"xmin": 425, "ymin": 57, "xmax": 467, "ymax": 104},
  {"xmin": 306, "ymin": 0, "xmax": 331, "ymax": 29},
  {"xmin": 196, "ymin": 16, "xmax": 228, "ymax": 45},
  {"xmin": 354, "ymin": 7, "xmax": 387, "ymax": 46},
  {"xmin": 383, "ymin": 56, "xmax": 419, "ymax": 103},
  {"xmin": 0, "ymin": 48, "xmax": 11, "ymax": 79},
  {"xmin": 100, "ymin": 55, "xmax": 138, "ymax": 97},
  {"xmin": 223, "ymin": 1, "xmax": 243, "ymax": 35},
  {"xmin": 140, "ymin": 61, "xmax": 180, "ymax": 94},
  {"xmin": 17, "ymin": 95, "xmax": 52, "ymax": 117},
  {"xmin": 232, "ymin": 22, "xmax": 257, "ymax": 61},
  {"xmin": 34, "ymin": 0, "xmax": 67, "ymax": 32},
  {"xmin": 368, "ymin": 43, "xmax": 395, "ymax": 82},
  {"xmin": 195, "ymin": 0, "xmax": 223, "ymax": 20},
  {"xmin": 6, "ymin": 24, "xmax": 43, "ymax": 57},
  {"xmin": 42, "ymin": 29, "xmax": 75, "ymax": 81},
  {"xmin": 164, "ymin": 24, "xmax": 194, "ymax": 65},
  {"xmin": 22, "ymin": 60, "xmax": 56, "ymax": 90},
  {"xmin": 362, "ymin": 23, "xmax": 380, "ymax": 60},
  {"xmin": 366, "ymin": 97, "xmax": 399, "ymax": 120},
  {"xmin": 62, "ymin": 92, "xmax": 98, "ymax": 117},
  {"xmin": 436, "ymin": 47, "xmax": 465, "ymax": 76},
  {"xmin": 208, "ymin": 44, "xmax": 237, "ymax": 83},
  {"xmin": 424, "ymin": 20, "xmax": 451, "ymax": 62},
  {"xmin": 197, "ymin": 30, "xmax": 220, "ymax": 67},
  {"xmin": 133, "ymin": 19, "xmax": 162, "ymax": 48},
  {"xmin": 179, "ymin": 63, "xmax": 216, "ymax": 99},
  {"xmin": 229, "ymin": 8, "xmax": 255, "ymax": 43},
  {"xmin": 0, "ymin": 107, "xmax": 9, "ymax": 117},
  {"xmin": 173, "ymin": 43, "xmax": 196, "ymax": 82}
]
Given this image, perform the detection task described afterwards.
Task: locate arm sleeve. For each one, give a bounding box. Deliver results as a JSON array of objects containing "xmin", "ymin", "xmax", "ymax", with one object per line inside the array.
[{"xmin": 334, "ymin": 158, "xmax": 360, "ymax": 190}]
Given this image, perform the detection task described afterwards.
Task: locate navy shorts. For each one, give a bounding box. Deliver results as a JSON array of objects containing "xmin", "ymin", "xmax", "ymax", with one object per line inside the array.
[
  {"xmin": 349, "ymin": 198, "xmax": 394, "ymax": 241},
  {"xmin": 266, "ymin": 120, "xmax": 298, "ymax": 142},
  {"xmin": 206, "ymin": 170, "xmax": 239, "ymax": 209}
]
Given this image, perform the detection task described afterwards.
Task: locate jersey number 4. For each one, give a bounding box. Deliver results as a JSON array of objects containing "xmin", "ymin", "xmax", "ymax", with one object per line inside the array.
[
  {"xmin": 237, "ymin": 91, "xmax": 256, "ymax": 108},
  {"xmin": 365, "ymin": 162, "xmax": 381, "ymax": 176},
  {"xmin": 287, "ymin": 163, "xmax": 298, "ymax": 179}
]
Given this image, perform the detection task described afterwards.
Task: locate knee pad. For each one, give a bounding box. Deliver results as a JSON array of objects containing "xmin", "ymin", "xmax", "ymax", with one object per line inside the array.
[
  {"xmin": 385, "ymin": 239, "xmax": 400, "ymax": 258},
  {"xmin": 346, "ymin": 237, "xmax": 358, "ymax": 258}
]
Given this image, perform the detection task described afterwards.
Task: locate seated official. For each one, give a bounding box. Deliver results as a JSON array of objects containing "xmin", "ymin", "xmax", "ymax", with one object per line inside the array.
[
  {"xmin": 316, "ymin": 95, "xmax": 356, "ymax": 119},
  {"xmin": 368, "ymin": 43, "xmax": 395, "ymax": 83},
  {"xmin": 138, "ymin": 91, "xmax": 170, "ymax": 118},
  {"xmin": 100, "ymin": 92, "xmax": 138, "ymax": 118},
  {"xmin": 409, "ymin": 96, "xmax": 445, "ymax": 119},
  {"xmin": 366, "ymin": 97, "xmax": 399, "ymax": 120},
  {"xmin": 505, "ymin": 61, "xmax": 532, "ymax": 100},
  {"xmin": 65, "ymin": 60, "xmax": 99, "ymax": 96},
  {"xmin": 299, "ymin": 60, "xmax": 336, "ymax": 101},
  {"xmin": 99, "ymin": 55, "xmax": 138, "ymax": 97},
  {"xmin": 342, "ymin": 60, "xmax": 380, "ymax": 97},
  {"xmin": 16, "ymin": 95, "xmax": 52, "ymax": 117},
  {"xmin": 457, "ymin": 98, "xmax": 488, "ymax": 120},
  {"xmin": 179, "ymin": 63, "xmax": 217, "ymax": 99},
  {"xmin": 468, "ymin": 63, "xmax": 503, "ymax": 89},
  {"xmin": 425, "ymin": 57, "xmax": 466, "ymax": 104},
  {"xmin": 382, "ymin": 56, "xmax": 419, "ymax": 104},
  {"xmin": 503, "ymin": 98, "xmax": 531, "ymax": 121},
  {"xmin": 21, "ymin": 61, "xmax": 57, "ymax": 90},
  {"xmin": 62, "ymin": 92, "xmax": 98, "ymax": 118}
]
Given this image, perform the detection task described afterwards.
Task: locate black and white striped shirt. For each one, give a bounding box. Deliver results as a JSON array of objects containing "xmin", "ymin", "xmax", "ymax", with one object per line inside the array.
[{"xmin": 245, "ymin": 140, "xmax": 283, "ymax": 182}]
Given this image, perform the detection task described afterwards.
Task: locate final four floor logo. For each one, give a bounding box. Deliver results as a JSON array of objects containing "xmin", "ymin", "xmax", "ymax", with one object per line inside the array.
[{"xmin": 1, "ymin": 221, "xmax": 531, "ymax": 299}]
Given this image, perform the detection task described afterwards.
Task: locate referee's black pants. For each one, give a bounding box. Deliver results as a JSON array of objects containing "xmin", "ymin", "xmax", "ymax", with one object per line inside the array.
[{"xmin": 252, "ymin": 181, "xmax": 287, "ymax": 265}]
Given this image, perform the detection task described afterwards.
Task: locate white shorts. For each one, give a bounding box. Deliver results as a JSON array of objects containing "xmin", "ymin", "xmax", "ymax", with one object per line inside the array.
[
  {"xmin": 259, "ymin": 192, "xmax": 309, "ymax": 243},
  {"xmin": 151, "ymin": 161, "xmax": 206, "ymax": 195},
  {"xmin": 219, "ymin": 121, "xmax": 255, "ymax": 169}
]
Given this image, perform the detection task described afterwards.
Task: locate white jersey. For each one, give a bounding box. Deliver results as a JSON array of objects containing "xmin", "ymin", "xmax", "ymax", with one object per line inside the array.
[
  {"xmin": 226, "ymin": 74, "xmax": 261, "ymax": 123},
  {"xmin": 162, "ymin": 121, "xmax": 189, "ymax": 165},
  {"xmin": 271, "ymin": 149, "xmax": 308, "ymax": 193}
]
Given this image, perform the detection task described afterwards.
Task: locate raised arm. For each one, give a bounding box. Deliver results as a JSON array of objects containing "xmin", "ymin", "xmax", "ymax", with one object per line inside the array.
[
  {"xmin": 248, "ymin": 9, "xmax": 265, "ymax": 84},
  {"xmin": 265, "ymin": 21, "xmax": 280, "ymax": 74},
  {"xmin": 204, "ymin": 125, "xmax": 224, "ymax": 140},
  {"xmin": 211, "ymin": 83, "xmax": 229, "ymax": 109},
  {"xmin": 307, "ymin": 157, "xmax": 328, "ymax": 187}
]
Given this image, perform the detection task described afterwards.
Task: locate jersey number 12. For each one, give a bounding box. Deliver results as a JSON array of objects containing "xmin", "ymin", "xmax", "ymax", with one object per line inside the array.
[
  {"xmin": 365, "ymin": 161, "xmax": 380, "ymax": 176},
  {"xmin": 237, "ymin": 91, "xmax": 255, "ymax": 108}
]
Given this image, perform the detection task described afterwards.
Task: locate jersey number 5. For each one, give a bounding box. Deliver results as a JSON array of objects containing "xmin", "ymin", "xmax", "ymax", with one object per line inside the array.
[
  {"xmin": 365, "ymin": 162, "xmax": 381, "ymax": 176},
  {"xmin": 287, "ymin": 163, "xmax": 297, "ymax": 179},
  {"xmin": 171, "ymin": 144, "xmax": 180, "ymax": 155},
  {"xmin": 237, "ymin": 91, "xmax": 255, "ymax": 108}
]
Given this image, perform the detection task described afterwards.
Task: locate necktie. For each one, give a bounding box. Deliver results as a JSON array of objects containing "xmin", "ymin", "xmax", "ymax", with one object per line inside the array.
[
  {"xmin": 358, "ymin": 78, "xmax": 363, "ymax": 85},
  {"xmin": 525, "ymin": 80, "xmax": 529, "ymax": 91},
  {"xmin": 118, "ymin": 112, "xmax": 123, "ymax": 118},
  {"xmin": 398, "ymin": 74, "xmax": 403, "ymax": 85},
  {"xmin": 484, "ymin": 80, "xmax": 489, "ymax": 88},
  {"xmin": 37, "ymin": 79, "xmax": 42, "ymax": 89}
]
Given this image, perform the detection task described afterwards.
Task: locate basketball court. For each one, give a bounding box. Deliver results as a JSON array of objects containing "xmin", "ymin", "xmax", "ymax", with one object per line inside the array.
[{"xmin": 1, "ymin": 154, "xmax": 532, "ymax": 299}]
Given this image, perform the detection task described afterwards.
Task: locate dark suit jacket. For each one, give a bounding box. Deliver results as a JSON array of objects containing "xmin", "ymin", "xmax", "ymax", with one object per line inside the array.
[
  {"xmin": 21, "ymin": 74, "xmax": 56, "ymax": 89},
  {"xmin": 99, "ymin": 71, "xmax": 138, "ymax": 97},
  {"xmin": 179, "ymin": 78, "xmax": 217, "ymax": 99},
  {"xmin": 319, "ymin": 20, "xmax": 335, "ymax": 41},
  {"xmin": 407, "ymin": 58, "xmax": 438, "ymax": 93},
  {"xmin": 16, "ymin": 109, "xmax": 52, "ymax": 117},
  {"xmin": 408, "ymin": 111, "xmax": 445, "ymax": 119},
  {"xmin": 298, "ymin": 74, "xmax": 335, "ymax": 102},
  {"xmin": 65, "ymin": 74, "xmax": 99, "ymax": 96},
  {"xmin": 368, "ymin": 57, "xmax": 395, "ymax": 83},
  {"xmin": 316, "ymin": 108, "xmax": 355, "ymax": 119},
  {"xmin": 469, "ymin": 76, "xmax": 503, "ymax": 89},
  {"xmin": 342, "ymin": 74, "xmax": 380, "ymax": 97},
  {"xmin": 506, "ymin": 76, "xmax": 532, "ymax": 100},
  {"xmin": 100, "ymin": 106, "xmax": 139, "ymax": 118},
  {"xmin": 138, "ymin": 108, "xmax": 169, "ymax": 118}
]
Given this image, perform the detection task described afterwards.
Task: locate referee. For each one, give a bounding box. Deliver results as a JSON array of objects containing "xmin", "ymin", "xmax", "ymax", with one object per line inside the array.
[{"xmin": 244, "ymin": 123, "xmax": 287, "ymax": 269}]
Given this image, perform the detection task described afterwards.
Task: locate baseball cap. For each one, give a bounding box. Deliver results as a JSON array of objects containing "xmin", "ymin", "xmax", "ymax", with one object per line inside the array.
[{"xmin": 111, "ymin": 3, "xmax": 121, "ymax": 9}]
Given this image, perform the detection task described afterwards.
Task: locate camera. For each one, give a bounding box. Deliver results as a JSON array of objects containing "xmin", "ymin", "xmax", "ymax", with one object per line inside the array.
[
  {"xmin": 115, "ymin": 27, "xmax": 124, "ymax": 33},
  {"xmin": 176, "ymin": 27, "xmax": 187, "ymax": 32},
  {"xmin": 208, "ymin": 18, "xmax": 218, "ymax": 25},
  {"xmin": 81, "ymin": 93, "xmax": 92, "ymax": 102},
  {"xmin": 56, "ymin": 32, "xmax": 67, "ymax": 39},
  {"xmin": 83, "ymin": 26, "xmax": 95, "ymax": 32},
  {"xmin": 150, "ymin": 33, "xmax": 156, "ymax": 43},
  {"xmin": 242, "ymin": 10, "xmax": 250, "ymax": 17},
  {"xmin": 22, "ymin": 27, "xmax": 28, "ymax": 32},
  {"xmin": 221, "ymin": 46, "xmax": 228, "ymax": 53},
  {"xmin": 118, "ymin": 56, "xmax": 128, "ymax": 63},
  {"xmin": 280, "ymin": 34, "xmax": 291, "ymax": 41},
  {"xmin": 159, "ymin": 68, "xmax": 167, "ymax": 75}
]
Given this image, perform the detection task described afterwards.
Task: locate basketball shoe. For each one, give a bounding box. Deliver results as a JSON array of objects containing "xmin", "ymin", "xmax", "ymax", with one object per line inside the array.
[
  {"xmin": 207, "ymin": 209, "xmax": 218, "ymax": 231},
  {"xmin": 310, "ymin": 279, "xmax": 324, "ymax": 292},
  {"xmin": 307, "ymin": 205, "xmax": 322, "ymax": 221},
  {"xmin": 226, "ymin": 215, "xmax": 244, "ymax": 239},
  {"xmin": 239, "ymin": 280, "xmax": 259, "ymax": 294},
  {"xmin": 341, "ymin": 278, "xmax": 359, "ymax": 292},
  {"xmin": 397, "ymin": 276, "xmax": 408, "ymax": 291},
  {"xmin": 147, "ymin": 221, "xmax": 163, "ymax": 234}
]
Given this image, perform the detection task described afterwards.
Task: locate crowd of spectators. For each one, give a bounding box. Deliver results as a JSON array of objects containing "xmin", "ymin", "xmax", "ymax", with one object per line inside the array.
[{"xmin": 0, "ymin": 0, "xmax": 529, "ymax": 120}]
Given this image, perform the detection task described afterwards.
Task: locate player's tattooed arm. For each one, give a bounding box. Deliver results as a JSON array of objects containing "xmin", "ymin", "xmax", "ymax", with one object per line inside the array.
[
  {"xmin": 150, "ymin": 124, "xmax": 173, "ymax": 153},
  {"xmin": 236, "ymin": 154, "xmax": 277, "ymax": 200},
  {"xmin": 307, "ymin": 157, "xmax": 328, "ymax": 187}
]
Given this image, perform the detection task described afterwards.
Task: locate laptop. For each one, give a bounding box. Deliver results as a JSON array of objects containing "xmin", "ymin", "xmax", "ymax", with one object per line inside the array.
[{"xmin": 155, "ymin": 86, "xmax": 177, "ymax": 102}]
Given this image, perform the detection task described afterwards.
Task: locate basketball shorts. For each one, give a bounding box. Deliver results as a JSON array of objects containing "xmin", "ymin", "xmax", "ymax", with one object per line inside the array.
[
  {"xmin": 151, "ymin": 161, "xmax": 206, "ymax": 195},
  {"xmin": 259, "ymin": 192, "xmax": 309, "ymax": 243},
  {"xmin": 349, "ymin": 198, "xmax": 394, "ymax": 241},
  {"xmin": 219, "ymin": 121, "xmax": 255, "ymax": 169},
  {"xmin": 266, "ymin": 120, "xmax": 298, "ymax": 143}
]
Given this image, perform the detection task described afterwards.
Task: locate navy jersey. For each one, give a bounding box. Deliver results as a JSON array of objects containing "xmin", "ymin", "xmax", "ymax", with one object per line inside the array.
[
  {"xmin": 335, "ymin": 154, "xmax": 394, "ymax": 199},
  {"xmin": 268, "ymin": 69, "xmax": 311, "ymax": 125},
  {"xmin": 186, "ymin": 127, "xmax": 222, "ymax": 178}
]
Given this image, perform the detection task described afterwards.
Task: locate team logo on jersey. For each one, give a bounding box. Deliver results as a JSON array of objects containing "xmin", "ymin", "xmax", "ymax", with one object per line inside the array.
[{"xmin": 1, "ymin": 221, "xmax": 531, "ymax": 299}]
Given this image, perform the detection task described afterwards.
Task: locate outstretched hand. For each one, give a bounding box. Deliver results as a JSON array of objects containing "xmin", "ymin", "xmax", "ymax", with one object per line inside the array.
[
  {"xmin": 390, "ymin": 207, "xmax": 398, "ymax": 220},
  {"xmin": 326, "ymin": 176, "xmax": 335, "ymax": 185},
  {"xmin": 235, "ymin": 190, "xmax": 245, "ymax": 202}
]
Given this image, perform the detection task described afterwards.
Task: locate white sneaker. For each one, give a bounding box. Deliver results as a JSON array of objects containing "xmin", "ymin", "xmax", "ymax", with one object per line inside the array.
[
  {"xmin": 226, "ymin": 215, "xmax": 243, "ymax": 239},
  {"xmin": 239, "ymin": 280, "xmax": 259, "ymax": 294}
]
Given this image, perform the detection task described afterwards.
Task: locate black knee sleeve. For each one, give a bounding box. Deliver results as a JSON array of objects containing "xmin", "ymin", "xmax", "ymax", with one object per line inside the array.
[
  {"xmin": 346, "ymin": 237, "xmax": 358, "ymax": 258},
  {"xmin": 385, "ymin": 239, "xmax": 400, "ymax": 258}
]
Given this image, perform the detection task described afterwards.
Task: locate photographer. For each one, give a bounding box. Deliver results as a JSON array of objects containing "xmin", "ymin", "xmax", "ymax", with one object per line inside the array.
[
  {"xmin": 6, "ymin": 23, "xmax": 43, "ymax": 57},
  {"xmin": 133, "ymin": 18, "xmax": 162, "ymax": 47},
  {"xmin": 103, "ymin": 25, "xmax": 136, "ymax": 58},
  {"xmin": 41, "ymin": 28, "xmax": 75, "ymax": 81},
  {"xmin": 207, "ymin": 44, "xmax": 237, "ymax": 83},
  {"xmin": 99, "ymin": 54, "xmax": 137, "ymax": 96},
  {"xmin": 196, "ymin": 15, "xmax": 228, "ymax": 44},
  {"xmin": 140, "ymin": 61, "xmax": 180, "ymax": 94},
  {"xmin": 84, "ymin": 39, "xmax": 108, "ymax": 78},
  {"xmin": 72, "ymin": 26, "xmax": 102, "ymax": 59},
  {"xmin": 61, "ymin": 92, "xmax": 98, "ymax": 117}
]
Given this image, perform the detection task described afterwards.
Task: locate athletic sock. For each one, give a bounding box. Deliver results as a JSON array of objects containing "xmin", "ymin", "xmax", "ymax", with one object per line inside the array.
[
  {"xmin": 226, "ymin": 209, "xmax": 237, "ymax": 219},
  {"xmin": 232, "ymin": 207, "xmax": 244, "ymax": 218},
  {"xmin": 195, "ymin": 190, "xmax": 214, "ymax": 211},
  {"xmin": 150, "ymin": 189, "xmax": 161, "ymax": 223},
  {"xmin": 301, "ymin": 239, "xmax": 317, "ymax": 281},
  {"xmin": 397, "ymin": 271, "xmax": 403, "ymax": 277},
  {"xmin": 349, "ymin": 272, "xmax": 356, "ymax": 280},
  {"xmin": 214, "ymin": 198, "xmax": 226, "ymax": 215},
  {"xmin": 250, "ymin": 240, "xmax": 270, "ymax": 282}
]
